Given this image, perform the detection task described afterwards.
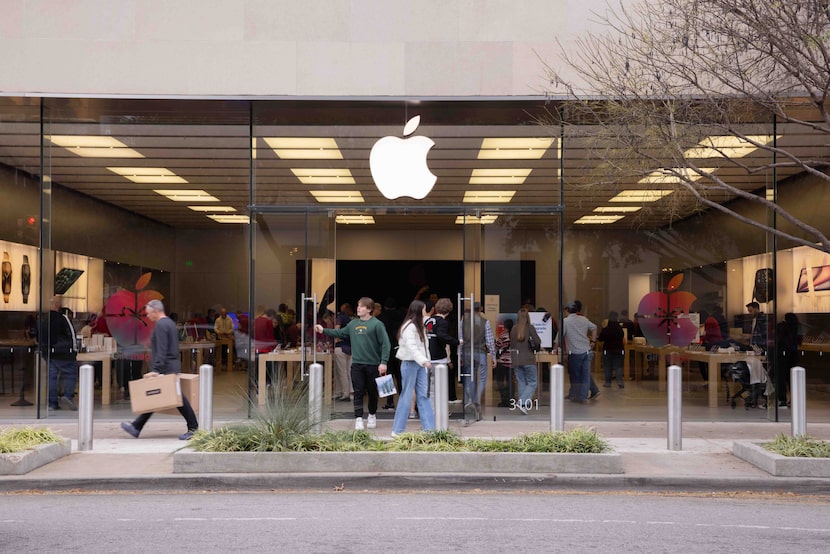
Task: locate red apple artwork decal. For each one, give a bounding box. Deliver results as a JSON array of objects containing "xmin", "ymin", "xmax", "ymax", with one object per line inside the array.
[
  {"xmin": 105, "ymin": 272, "xmax": 164, "ymax": 349},
  {"xmin": 637, "ymin": 274, "xmax": 697, "ymax": 347}
]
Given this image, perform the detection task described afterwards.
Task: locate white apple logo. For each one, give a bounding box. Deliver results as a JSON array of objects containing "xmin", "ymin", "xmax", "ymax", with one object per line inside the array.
[{"xmin": 370, "ymin": 115, "xmax": 437, "ymax": 200}]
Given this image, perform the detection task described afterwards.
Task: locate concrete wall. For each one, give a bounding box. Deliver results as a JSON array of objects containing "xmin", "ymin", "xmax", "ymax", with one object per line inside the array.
[{"xmin": 0, "ymin": 0, "xmax": 594, "ymax": 97}]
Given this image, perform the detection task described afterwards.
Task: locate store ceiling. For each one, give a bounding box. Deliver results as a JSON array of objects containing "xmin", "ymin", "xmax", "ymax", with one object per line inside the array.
[{"xmin": 0, "ymin": 98, "xmax": 821, "ymax": 231}]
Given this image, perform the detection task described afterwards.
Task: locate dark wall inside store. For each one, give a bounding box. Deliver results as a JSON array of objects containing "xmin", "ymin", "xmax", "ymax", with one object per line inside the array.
[{"xmin": 335, "ymin": 260, "xmax": 464, "ymax": 313}]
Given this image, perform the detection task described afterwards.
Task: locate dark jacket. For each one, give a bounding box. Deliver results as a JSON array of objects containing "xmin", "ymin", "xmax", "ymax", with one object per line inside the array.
[
  {"xmin": 150, "ymin": 316, "xmax": 181, "ymax": 374},
  {"xmin": 598, "ymin": 322, "xmax": 625, "ymax": 355},
  {"xmin": 40, "ymin": 310, "xmax": 77, "ymax": 361},
  {"xmin": 426, "ymin": 315, "xmax": 459, "ymax": 361}
]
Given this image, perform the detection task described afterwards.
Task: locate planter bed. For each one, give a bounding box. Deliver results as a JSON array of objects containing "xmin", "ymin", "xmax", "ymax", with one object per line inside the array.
[
  {"xmin": 733, "ymin": 441, "xmax": 830, "ymax": 477},
  {"xmin": 174, "ymin": 450, "xmax": 623, "ymax": 474},
  {"xmin": 0, "ymin": 440, "xmax": 71, "ymax": 475}
]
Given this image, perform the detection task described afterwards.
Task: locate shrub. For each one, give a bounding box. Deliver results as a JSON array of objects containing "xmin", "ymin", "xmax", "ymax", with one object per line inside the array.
[
  {"xmin": 0, "ymin": 427, "xmax": 62, "ymax": 453},
  {"xmin": 764, "ymin": 434, "xmax": 830, "ymax": 458}
]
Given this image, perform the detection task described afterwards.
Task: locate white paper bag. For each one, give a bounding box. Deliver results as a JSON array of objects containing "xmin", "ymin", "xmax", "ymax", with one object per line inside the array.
[{"xmin": 375, "ymin": 374, "xmax": 397, "ymax": 398}]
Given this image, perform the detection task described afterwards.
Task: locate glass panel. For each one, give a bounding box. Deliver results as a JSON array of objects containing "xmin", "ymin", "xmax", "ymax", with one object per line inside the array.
[
  {"xmin": 39, "ymin": 98, "xmax": 251, "ymax": 419},
  {"xmin": 465, "ymin": 211, "xmax": 561, "ymax": 419},
  {"xmin": 251, "ymin": 212, "xmax": 334, "ymax": 412},
  {"xmin": 0, "ymin": 97, "xmax": 41, "ymax": 417}
]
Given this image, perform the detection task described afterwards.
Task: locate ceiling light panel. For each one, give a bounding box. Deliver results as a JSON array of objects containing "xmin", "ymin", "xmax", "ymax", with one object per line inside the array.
[
  {"xmin": 469, "ymin": 168, "xmax": 532, "ymax": 185},
  {"xmin": 108, "ymin": 167, "xmax": 187, "ymax": 184},
  {"xmin": 309, "ymin": 190, "xmax": 364, "ymax": 203},
  {"xmin": 575, "ymin": 215, "xmax": 625, "ymax": 224},
  {"xmin": 263, "ymin": 137, "xmax": 343, "ymax": 159},
  {"xmin": 455, "ymin": 215, "xmax": 498, "ymax": 224},
  {"xmin": 291, "ymin": 168, "xmax": 355, "ymax": 184},
  {"xmin": 683, "ymin": 135, "xmax": 780, "ymax": 159},
  {"xmin": 188, "ymin": 206, "xmax": 237, "ymax": 212},
  {"xmin": 208, "ymin": 214, "xmax": 250, "ymax": 224},
  {"xmin": 478, "ymin": 138, "xmax": 555, "ymax": 159},
  {"xmin": 593, "ymin": 206, "xmax": 642, "ymax": 213},
  {"xmin": 335, "ymin": 215, "xmax": 375, "ymax": 224},
  {"xmin": 463, "ymin": 190, "xmax": 516, "ymax": 203},
  {"xmin": 48, "ymin": 135, "xmax": 144, "ymax": 158},
  {"xmin": 154, "ymin": 190, "xmax": 219, "ymax": 202},
  {"xmin": 609, "ymin": 190, "xmax": 673, "ymax": 202}
]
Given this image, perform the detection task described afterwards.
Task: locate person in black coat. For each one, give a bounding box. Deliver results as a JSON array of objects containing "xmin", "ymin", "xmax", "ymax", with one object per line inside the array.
[{"xmin": 41, "ymin": 296, "xmax": 79, "ymax": 410}]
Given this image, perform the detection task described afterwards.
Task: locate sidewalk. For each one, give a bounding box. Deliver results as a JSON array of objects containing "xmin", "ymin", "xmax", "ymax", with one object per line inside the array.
[{"xmin": 2, "ymin": 418, "xmax": 830, "ymax": 493}]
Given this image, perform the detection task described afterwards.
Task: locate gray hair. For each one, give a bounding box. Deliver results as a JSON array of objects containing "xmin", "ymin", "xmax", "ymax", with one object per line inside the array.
[{"xmin": 145, "ymin": 299, "xmax": 165, "ymax": 313}]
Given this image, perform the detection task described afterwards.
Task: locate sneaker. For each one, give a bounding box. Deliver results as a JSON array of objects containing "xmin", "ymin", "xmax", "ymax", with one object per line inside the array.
[
  {"xmin": 59, "ymin": 396, "xmax": 77, "ymax": 411},
  {"xmin": 48, "ymin": 404, "xmax": 60, "ymax": 411},
  {"xmin": 179, "ymin": 430, "xmax": 195, "ymax": 440},
  {"xmin": 518, "ymin": 405, "xmax": 528, "ymax": 415},
  {"xmin": 390, "ymin": 431, "xmax": 399, "ymax": 438},
  {"xmin": 367, "ymin": 414, "xmax": 377, "ymax": 429},
  {"xmin": 588, "ymin": 390, "xmax": 601, "ymax": 400},
  {"xmin": 354, "ymin": 417, "xmax": 364, "ymax": 430},
  {"xmin": 121, "ymin": 421, "xmax": 140, "ymax": 438},
  {"xmin": 618, "ymin": 384, "xmax": 625, "ymax": 389},
  {"xmin": 382, "ymin": 403, "xmax": 395, "ymax": 410},
  {"xmin": 603, "ymin": 383, "xmax": 611, "ymax": 388},
  {"xmin": 408, "ymin": 412, "xmax": 417, "ymax": 419}
]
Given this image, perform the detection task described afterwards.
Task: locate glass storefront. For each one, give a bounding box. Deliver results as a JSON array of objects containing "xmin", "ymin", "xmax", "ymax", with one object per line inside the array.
[{"xmin": 1, "ymin": 96, "xmax": 828, "ymax": 422}]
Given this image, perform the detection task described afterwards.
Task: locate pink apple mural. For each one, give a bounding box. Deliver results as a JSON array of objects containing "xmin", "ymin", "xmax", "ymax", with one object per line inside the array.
[
  {"xmin": 105, "ymin": 272, "xmax": 164, "ymax": 348},
  {"xmin": 637, "ymin": 274, "xmax": 698, "ymax": 346}
]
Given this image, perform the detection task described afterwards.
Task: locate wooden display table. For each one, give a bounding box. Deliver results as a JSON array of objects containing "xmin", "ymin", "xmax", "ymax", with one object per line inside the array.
[{"xmin": 257, "ymin": 350, "xmax": 332, "ymax": 408}]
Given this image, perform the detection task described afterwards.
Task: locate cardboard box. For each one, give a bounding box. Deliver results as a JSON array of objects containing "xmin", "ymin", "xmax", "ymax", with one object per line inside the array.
[
  {"xmin": 129, "ymin": 374, "xmax": 182, "ymax": 414},
  {"xmin": 161, "ymin": 373, "xmax": 199, "ymax": 415}
]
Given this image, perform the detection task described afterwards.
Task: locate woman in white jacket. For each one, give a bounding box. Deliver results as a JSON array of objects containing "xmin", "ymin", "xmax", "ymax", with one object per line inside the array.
[{"xmin": 392, "ymin": 300, "xmax": 435, "ymax": 436}]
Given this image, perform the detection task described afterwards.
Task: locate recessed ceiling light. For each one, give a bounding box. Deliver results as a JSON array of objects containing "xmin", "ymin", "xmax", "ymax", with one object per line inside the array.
[
  {"xmin": 48, "ymin": 135, "xmax": 144, "ymax": 158},
  {"xmin": 291, "ymin": 168, "xmax": 355, "ymax": 185},
  {"xmin": 638, "ymin": 168, "xmax": 717, "ymax": 184},
  {"xmin": 609, "ymin": 190, "xmax": 673, "ymax": 202},
  {"xmin": 469, "ymin": 168, "xmax": 532, "ymax": 185},
  {"xmin": 154, "ymin": 190, "xmax": 219, "ymax": 202},
  {"xmin": 188, "ymin": 206, "xmax": 236, "ymax": 212},
  {"xmin": 309, "ymin": 190, "xmax": 364, "ymax": 203},
  {"xmin": 593, "ymin": 206, "xmax": 642, "ymax": 213},
  {"xmin": 478, "ymin": 138, "xmax": 555, "ymax": 159},
  {"xmin": 108, "ymin": 167, "xmax": 187, "ymax": 184},
  {"xmin": 207, "ymin": 214, "xmax": 250, "ymax": 224},
  {"xmin": 264, "ymin": 137, "xmax": 343, "ymax": 159},
  {"xmin": 455, "ymin": 215, "xmax": 498, "ymax": 224},
  {"xmin": 575, "ymin": 215, "xmax": 625, "ymax": 224},
  {"xmin": 335, "ymin": 215, "xmax": 375, "ymax": 224},
  {"xmin": 683, "ymin": 135, "xmax": 780, "ymax": 159},
  {"xmin": 463, "ymin": 191, "xmax": 516, "ymax": 203}
]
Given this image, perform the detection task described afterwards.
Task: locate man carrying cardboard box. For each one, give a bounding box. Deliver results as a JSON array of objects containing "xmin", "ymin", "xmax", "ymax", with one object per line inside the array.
[{"xmin": 121, "ymin": 300, "xmax": 199, "ymax": 440}]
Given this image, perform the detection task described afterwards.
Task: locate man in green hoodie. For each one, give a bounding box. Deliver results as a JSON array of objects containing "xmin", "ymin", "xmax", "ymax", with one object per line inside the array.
[{"xmin": 315, "ymin": 296, "xmax": 390, "ymax": 430}]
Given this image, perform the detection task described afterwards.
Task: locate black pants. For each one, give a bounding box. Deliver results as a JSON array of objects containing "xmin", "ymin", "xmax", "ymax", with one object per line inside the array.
[
  {"xmin": 131, "ymin": 393, "xmax": 199, "ymax": 433},
  {"xmin": 383, "ymin": 356, "xmax": 401, "ymax": 406},
  {"xmin": 351, "ymin": 363, "xmax": 379, "ymax": 418}
]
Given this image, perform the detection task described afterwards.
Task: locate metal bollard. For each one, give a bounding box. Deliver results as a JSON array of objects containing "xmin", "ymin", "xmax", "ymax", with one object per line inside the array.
[
  {"xmin": 308, "ymin": 362, "xmax": 323, "ymax": 435},
  {"xmin": 791, "ymin": 366, "xmax": 807, "ymax": 437},
  {"xmin": 78, "ymin": 364, "xmax": 94, "ymax": 451},
  {"xmin": 667, "ymin": 364, "xmax": 682, "ymax": 451},
  {"xmin": 550, "ymin": 363, "xmax": 564, "ymax": 432},
  {"xmin": 434, "ymin": 364, "xmax": 448, "ymax": 431},
  {"xmin": 198, "ymin": 364, "xmax": 214, "ymax": 432}
]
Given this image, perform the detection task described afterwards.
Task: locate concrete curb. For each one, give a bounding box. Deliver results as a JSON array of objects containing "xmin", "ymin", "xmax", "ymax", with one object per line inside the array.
[
  {"xmin": 3, "ymin": 472, "xmax": 830, "ymax": 494},
  {"xmin": 0, "ymin": 440, "xmax": 72, "ymax": 475},
  {"xmin": 173, "ymin": 450, "xmax": 624, "ymax": 474},
  {"xmin": 733, "ymin": 441, "xmax": 830, "ymax": 477}
]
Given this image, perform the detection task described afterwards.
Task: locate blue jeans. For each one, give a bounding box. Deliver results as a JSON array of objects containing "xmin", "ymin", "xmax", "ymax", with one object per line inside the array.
[
  {"xmin": 392, "ymin": 360, "xmax": 435, "ymax": 433},
  {"xmin": 514, "ymin": 364, "xmax": 537, "ymax": 405},
  {"xmin": 568, "ymin": 352, "xmax": 591, "ymax": 401},
  {"xmin": 603, "ymin": 353, "xmax": 624, "ymax": 386},
  {"xmin": 48, "ymin": 358, "xmax": 78, "ymax": 407},
  {"xmin": 461, "ymin": 352, "xmax": 487, "ymax": 406}
]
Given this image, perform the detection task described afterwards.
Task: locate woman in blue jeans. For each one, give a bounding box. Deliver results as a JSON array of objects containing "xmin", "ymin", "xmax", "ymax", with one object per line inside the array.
[
  {"xmin": 510, "ymin": 308, "xmax": 542, "ymax": 415},
  {"xmin": 391, "ymin": 300, "xmax": 435, "ymax": 436}
]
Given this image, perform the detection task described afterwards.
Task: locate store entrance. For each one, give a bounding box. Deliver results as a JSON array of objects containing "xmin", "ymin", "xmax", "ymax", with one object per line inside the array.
[{"xmin": 251, "ymin": 207, "xmax": 562, "ymax": 421}]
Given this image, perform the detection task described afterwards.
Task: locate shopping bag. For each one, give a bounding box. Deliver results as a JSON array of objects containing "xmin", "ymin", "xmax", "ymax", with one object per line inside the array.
[{"xmin": 375, "ymin": 374, "xmax": 397, "ymax": 397}]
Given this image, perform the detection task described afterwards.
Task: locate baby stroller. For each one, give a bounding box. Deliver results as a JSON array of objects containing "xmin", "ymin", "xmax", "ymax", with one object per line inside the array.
[{"xmin": 722, "ymin": 361, "xmax": 766, "ymax": 410}]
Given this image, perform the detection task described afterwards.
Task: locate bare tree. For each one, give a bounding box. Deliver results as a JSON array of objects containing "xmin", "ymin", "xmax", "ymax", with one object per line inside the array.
[{"xmin": 545, "ymin": 0, "xmax": 830, "ymax": 253}]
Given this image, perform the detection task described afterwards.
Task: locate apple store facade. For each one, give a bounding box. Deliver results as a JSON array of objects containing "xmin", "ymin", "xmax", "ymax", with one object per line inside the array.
[{"xmin": 1, "ymin": 3, "xmax": 830, "ymax": 423}]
